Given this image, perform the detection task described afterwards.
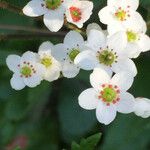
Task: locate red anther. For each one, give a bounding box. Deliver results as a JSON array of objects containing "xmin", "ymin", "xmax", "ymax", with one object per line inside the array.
[
  {"xmin": 100, "ymin": 91, "xmax": 104, "ymax": 95},
  {"xmin": 102, "ymin": 84, "xmax": 105, "ymax": 87},
  {"xmin": 109, "ymin": 84, "xmax": 112, "ymax": 88},
  {"xmin": 128, "ymin": 14, "xmax": 130, "ymax": 17},
  {"xmin": 113, "ymin": 100, "xmax": 116, "ymax": 104},
  {"xmin": 23, "ymin": 61, "xmax": 26, "ymax": 64},
  {"xmin": 127, "ymin": 5, "xmax": 130, "ymax": 8},
  {"xmin": 27, "ymin": 62, "xmax": 30, "ymax": 65},
  {"xmin": 117, "ymin": 90, "xmax": 120, "ymax": 93},
  {"xmin": 25, "ymin": 76, "xmax": 28, "ymax": 78},
  {"xmin": 116, "ymin": 98, "xmax": 120, "ymax": 101},
  {"xmin": 115, "ymin": 12, "xmax": 118, "ymax": 16},
  {"xmin": 20, "ymin": 75, "xmax": 23, "ymax": 78},
  {"xmin": 102, "ymin": 98, "xmax": 106, "ymax": 102},
  {"xmin": 41, "ymin": 3, "xmax": 44, "ymax": 7},
  {"xmin": 106, "ymin": 103, "xmax": 110, "ymax": 106},
  {"xmin": 18, "ymin": 64, "xmax": 20, "ymax": 67},
  {"xmin": 119, "ymin": 7, "xmax": 122, "ymax": 10},
  {"xmin": 114, "ymin": 85, "xmax": 118, "ymax": 89},
  {"xmin": 30, "ymin": 65, "xmax": 33, "ymax": 68},
  {"xmin": 98, "ymin": 96, "xmax": 102, "ymax": 99},
  {"xmin": 34, "ymin": 71, "xmax": 36, "ymax": 73}
]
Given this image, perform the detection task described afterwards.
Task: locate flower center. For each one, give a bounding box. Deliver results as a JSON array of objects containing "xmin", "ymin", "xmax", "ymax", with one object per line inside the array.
[
  {"xmin": 41, "ymin": 57, "xmax": 52, "ymax": 68},
  {"xmin": 69, "ymin": 48, "xmax": 80, "ymax": 62},
  {"xmin": 70, "ymin": 7, "xmax": 82, "ymax": 22},
  {"xmin": 98, "ymin": 84, "xmax": 120, "ymax": 106},
  {"xmin": 21, "ymin": 66, "xmax": 32, "ymax": 76},
  {"xmin": 45, "ymin": 0, "xmax": 62, "ymax": 10},
  {"xmin": 126, "ymin": 31, "xmax": 138, "ymax": 42},
  {"xmin": 114, "ymin": 6, "xmax": 130, "ymax": 21},
  {"xmin": 98, "ymin": 50, "xmax": 116, "ymax": 66}
]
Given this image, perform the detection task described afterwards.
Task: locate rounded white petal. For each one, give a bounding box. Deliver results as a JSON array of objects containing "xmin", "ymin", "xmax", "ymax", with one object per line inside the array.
[
  {"xmin": 138, "ymin": 34, "xmax": 150, "ymax": 52},
  {"xmin": 62, "ymin": 61, "xmax": 80, "ymax": 78},
  {"xmin": 86, "ymin": 23, "xmax": 102, "ymax": 35},
  {"xmin": 64, "ymin": 31, "xmax": 84, "ymax": 48},
  {"xmin": 38, "ymin": 41, "xmax": 54, "ymax": 54},
  {"xmin": 43, "ymin": 59, "xmax": 61, "ymax": 82},
  {"xmin": 112, "ymin": 58, "xmax": 137, "ymax": 77},
  {"xmin": 134, "ymin": 98, "xmax": 150, "ymax": 118},
  {"xmin": 107, "ymin": 31, "xmax": 127, "ymax": 53},
  {"xmin": 121, "ymin": 0, "xmax": 139, "ymax": 10},
  {"xmin": 21, "ymin": 51, "xmax": 39, "ymax": 64},
  {"xmin": 116, "ymin": 92, "xmax": 135, "ymax": 114},
  {"xmin": 6, "ymin": 55, "xmax": 21, "ymax": 73},
  {"xmin": 10, "ymin": 73, "xmax": 25, "ymax": 90},
  {"xmin": 52, "ymin": 43, "xmax": 67, "ymax": 62},
  {"xmin": 78, "ymin": 88, "xmax": 98, "ymax": 110},
  {"xmin": 87, "ymin": 29, "xmax": 106, "ymax": 50},
  {"xmin": 96, "ymin": 102, "xmax": 117, "ymax": 125},
  {"xmin": 43, "ymin": 9, "xmax": 64, "ymax": 32},
  {"xmin": 74, "ymin": 50, "xmax": 97, "ymax": 70},
  {"xmin": 90, "ymin": 68, "xmax": 111, "ymax": 91},
  {"xmin": 98, "ymin": 6, "xmax": 114, "ymax": 25},
  {"xmin": 110, "ymin": 72, "xmax": 134, "ymax": 91},
  {"xmin": 23, "ymin": 0, "xmax": 47, "ymax": 17}
]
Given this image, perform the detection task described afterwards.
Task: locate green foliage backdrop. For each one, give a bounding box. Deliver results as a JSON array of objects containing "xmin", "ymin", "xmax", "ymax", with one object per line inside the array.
[{"xmin": 0, "ymin": 0, "xmax": 150, "ymax": 149}]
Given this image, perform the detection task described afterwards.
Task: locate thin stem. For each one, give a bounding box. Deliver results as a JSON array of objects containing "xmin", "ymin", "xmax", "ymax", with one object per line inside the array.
[{"xmin": 0, "ymin": 33, "xmax": 66, "ymax": 41}]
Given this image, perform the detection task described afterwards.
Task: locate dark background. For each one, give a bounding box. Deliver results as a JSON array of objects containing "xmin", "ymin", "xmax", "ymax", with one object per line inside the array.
[{"xmin": 0, "ymin": 0, "xmax": 150, "ymax": 149}]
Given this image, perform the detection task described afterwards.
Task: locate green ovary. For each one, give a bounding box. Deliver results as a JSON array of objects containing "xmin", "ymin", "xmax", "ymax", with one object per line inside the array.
[
  {"xmin": 69, "ymin": 48, "xmax": 80, "ymax": 62},
  {"xmin": 115, "ymin": 10, "xmax": 126, "ymax": 20},
  {"xmin": 45, "ymin": 0, "xmax": 61, "ymax": 9},
  {"xmin": 102, "ymin": 87, "xmax": 117, "ymax": 102},
  {"xmin": 98, "ymin": 50, "xmax": 115, "ymax": 66},
  {"xmin": 127, "ymin": 31, "xmax": 138, "ymax": 42},
  {"xmin": 41, "ymin": 57, "xmax": 52, "ymax": 68},
  {"xmin": 21, "ymin": 66, "xmax": 32, "ymax": 76}
]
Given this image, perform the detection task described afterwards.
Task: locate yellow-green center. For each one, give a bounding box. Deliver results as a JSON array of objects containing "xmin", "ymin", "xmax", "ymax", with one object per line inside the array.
[
  {"xmin": 20, "ymin": 66, "xmax": 32, "ymax": 76},
  {"xmin": 115, "ymin": 10, "xmax": 126, "ymax": 21},
  {"xmin": 69, "ymin": 48, "xmax": 80, "ymax": 62},
  {"xmin": 127, "ymin": 31, "xmax": 138, "ymax": 42},
  {"xmin": 41, "ymin": 57, "xmax": 52, "ymax": 68},
  {"xmin": 45, "ymin": 0, "xmax": 61, "ymax": 10},
  {"xmin": 98, "ymin": 50, "xmax": 115, "ymax": 66},
  {"xmin": 102, "ymin": 87, "xmax": 117, "ymax": 102}
]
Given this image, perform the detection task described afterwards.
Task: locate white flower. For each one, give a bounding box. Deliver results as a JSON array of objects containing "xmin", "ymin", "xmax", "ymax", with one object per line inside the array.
[
  {"xmin": 65, "ymin": 0, "xmax": 93, "ymax": 28},
  {"xmin": 52, "ymin": 31, "xmax": 85, "ymax": 78},
  {"xmin": 98, "ymin": 0, "xmax": 145, "ymax": 32},
  {"xmin": 6, "ymin": 51, "xmax": 45, "ymax": 90},
  {"xmin": 134, "ymin": 97, "xmax": 150, "ymax": 118},
  {"xmin": 75, "ymin": 29, "xmax": 137, "ymax": 77},
  {"xmin": 38, "ymin": 41, "xmax": 61, "ymax": 82},
  {"xmin": 78, "ymin": 68, "xmax": 135, "ymax": 125},
  {"xmin": 107, "ymin": 23, "xmax": 150, "ymax": 58},
  {"xmin": 23, "ymin": 0, "xmax": 69, "ymax": 32}
]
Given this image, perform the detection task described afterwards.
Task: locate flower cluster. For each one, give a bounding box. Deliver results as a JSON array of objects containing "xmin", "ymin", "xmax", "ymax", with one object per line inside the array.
[{"xmin": 6, "ymin": 0, "xmax": 150, "ymax": 125}]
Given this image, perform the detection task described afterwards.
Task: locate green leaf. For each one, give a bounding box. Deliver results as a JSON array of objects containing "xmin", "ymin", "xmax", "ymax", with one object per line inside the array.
[{"xmin": 71, "ymin": 133, "xmax": 102, "ymax": 150}]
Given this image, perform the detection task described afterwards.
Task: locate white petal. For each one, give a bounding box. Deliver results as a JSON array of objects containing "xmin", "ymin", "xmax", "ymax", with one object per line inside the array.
[
  {"xmin": 124, "ymin": 43, "xmax": 141, "ymax": 58},
  {"xmin": 107, "ymin": 31, "xmax": 127, "ymax": 53},
  {"xmin": 44, "ymin": 59, "xmax": 61, "ymax": 82},
  {"xmin": 62, "ymin": 61, "xmax": 80, "ymax": 78},
  {"xmin": 78, "ymin": 88, "xmax": 98, "ymax": 110},
  {"xmin": 98, "ymin": 6, "xmax": 114, "ymax": 25},
  {"xmin": 21, "ymin": 51, "xmax": 39, "ymax": 64},
  {"xmin": 112, "ymin": 58, "xmax": 137, "ymax": 77},
  {"xmin": 87, "ymin": 29, "xmax": 106, "ymax": 50},
  {"xmin": 86, "ymin": 23, "xmax": 102, "ymax": 35},
  {"xmin": 23, "ymin": 0, "xmax": 47, "ymax": 17},
  {"xmin": 64, "ymin": 31, "xmax": 84, "ymax": 48},
  {"xmin": 110, "ymin": 72, "xmax": 134, "ymax": 91},
  {"xmin": 74, "ymin": 50, "xmax": 97, "ymax": 70},
  {"xmin": 121, "ymin": 0, "xmax": 139, "ymax": 10},
  {"xmin": 138, "ymin": 34, "xmax": 150, "ymax": 52},
  {"xmin": 6, "ymin": 55, "xmax": 21, "ymax": 73},
  {"xmin": 38, "ymin": 41, "xmax": 54, "ymax": 54},
  {"xmin": 43, "ymin": 10, "xmax": 64, "ymax": 32},
  {"xmin": 116, "ymin": 92, "xmax": 135, "ymax": 114},
  {"xmin": 10, "ymin": 73, "xmax": 25, "ymax": 90},
  {"xmin": 90, "ymin": 68, "xmax": 111, "ymax": 91},
  {"xmin": 96, "ymin": 102, "xmax": 117, "ymax": 125}
]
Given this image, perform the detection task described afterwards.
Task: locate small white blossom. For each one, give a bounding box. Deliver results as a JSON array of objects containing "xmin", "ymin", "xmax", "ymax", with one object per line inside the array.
[
  {"xmin": 134, "ymin": 97, "xmax": 150, "ymax": 118},
  {"xmin": 38, "ymin": 41, "xmax": 61, "ymax": 82},
  {"xmin": 6, "ymin": 51, "xmax": 45, "ymax": 90},
  {"xmin": 75, "ymin": 29, "xmax": 137, "ymax": 77},
  {"xmin": 52, "ymin": 31, "xmax": 86, "ymax": 78},
  {"xmin": 23, "ymin": 0, "xmax": 70, "ymax": 32},
  {"xmin": 65, "ymin": 0, "xmax": 93, "ymax": 28},
  {"xmin": 98, "ymin": 0, "xmax": 145, "ymax": 32},
  {"xmin": 78, "ymin": 68, "xmax": 135, "ymax": 125}
]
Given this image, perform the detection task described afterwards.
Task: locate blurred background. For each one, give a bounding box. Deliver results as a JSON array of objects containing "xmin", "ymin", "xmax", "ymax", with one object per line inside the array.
[{"xmin": 0, "ymin": 0, "xmax": 150, "ymax": 149}]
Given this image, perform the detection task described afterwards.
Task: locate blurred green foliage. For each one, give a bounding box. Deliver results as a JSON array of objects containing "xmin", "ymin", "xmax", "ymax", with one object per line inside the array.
[{"xmin": 0, "ymin": 0, "xmax": 150, "ymax": 149}]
